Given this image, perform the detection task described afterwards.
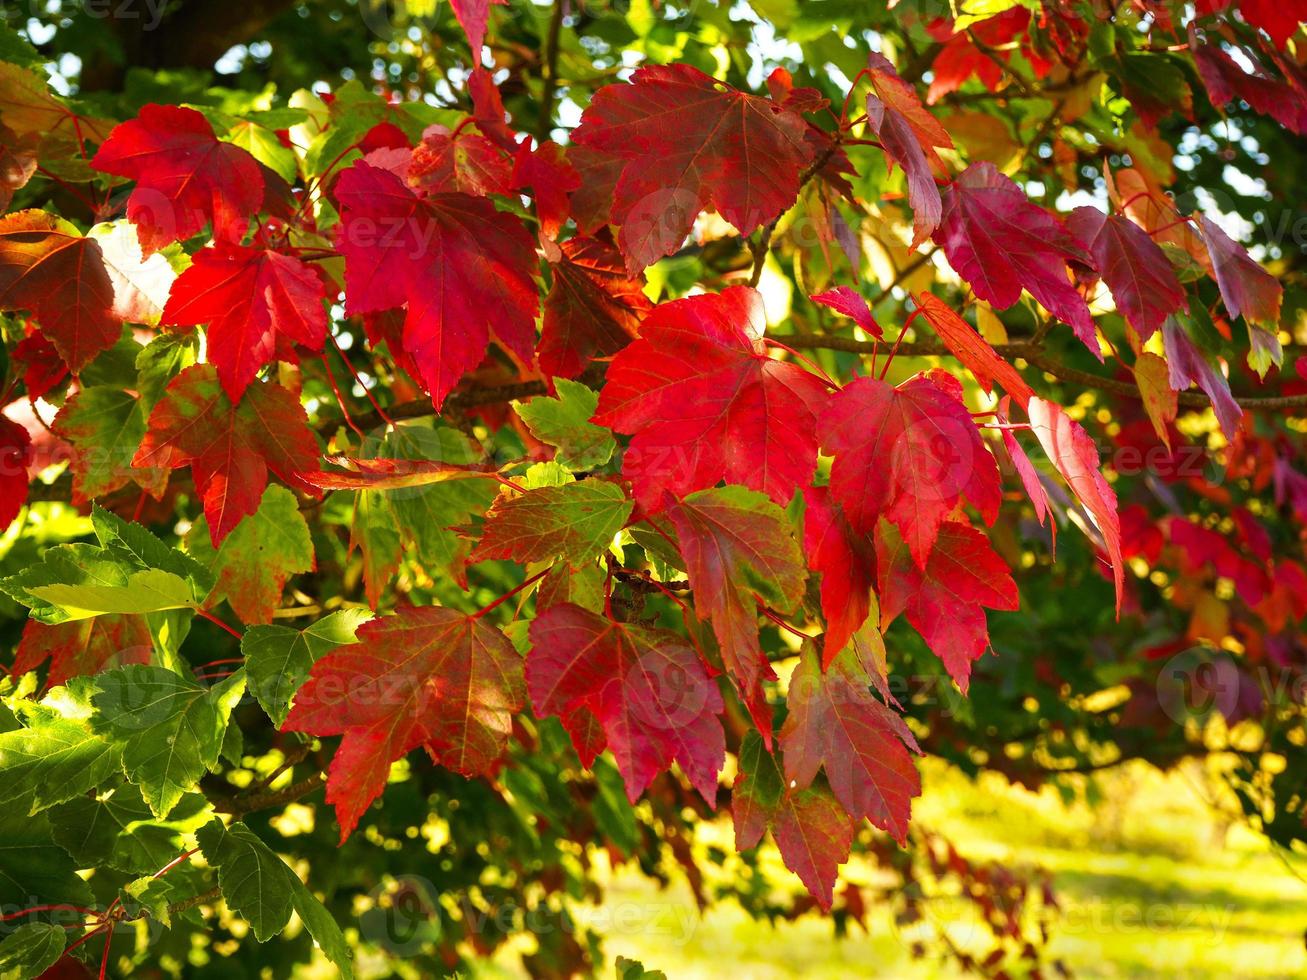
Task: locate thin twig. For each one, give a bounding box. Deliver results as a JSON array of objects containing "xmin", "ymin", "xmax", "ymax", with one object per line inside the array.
[
  {"xmin": 749, "ymin": 139, "xmax": 842, "ymax": 287},
  {"xmin": 536, "ymin": 0, "xmax": 566, "ymax": 140}
]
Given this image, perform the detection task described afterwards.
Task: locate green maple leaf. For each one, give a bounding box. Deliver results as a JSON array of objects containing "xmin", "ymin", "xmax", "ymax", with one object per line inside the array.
[
  {"xmin": 0, "ymin": 922, "xmax": 67, "ymax": 980},
  {"xmin": 0, "ymin": 712, "xmax": 122, "ymax": 814},
  {"xmin": 0, "ymin": 506, "xmax": 211, "ymax": 624},
  {"xmin": 470, "ymin": 479, "xmax": 631, "ymax": 567},
  {"xmin": 89, "ymin": 665, "xmax": 245, "ymax": 817},
  {"xmin": 0, "ymin": 809, "xmax": 93, "ymax": 909},
  {"xmin": 49, "ymin": 784, "xmax": 211, "ymax": 874},
  {"xmin": 53, "ymin": 385, "xmax": 167, "ymax": 501},
  {"xmin": 187, "ymin": 485, "xmax": 315, "ymax": 625},
  {"xmin": 196, "ymin": 818, "xmax": 353, "ymax": 978},
  {"xmin": 242, "ymin": 609, "xmax": 371, "ymax": 727},
  {"xmin": 0, "ymin": 680, "xmax": 123, "ymax": 814},
  {"xmin": 516, "ymin": 379, "xmax": 616, "ymax": 470}
]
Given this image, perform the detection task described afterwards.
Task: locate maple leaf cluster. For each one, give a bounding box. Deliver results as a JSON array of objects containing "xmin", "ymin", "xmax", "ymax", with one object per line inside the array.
[{"xmin": 0, "ymin": 0, "xmax": 1301, "ymax": 954}]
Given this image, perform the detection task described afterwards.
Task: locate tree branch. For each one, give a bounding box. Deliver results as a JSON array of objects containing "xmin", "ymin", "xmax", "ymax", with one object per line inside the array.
[
  {"xmin": 325, "ymin": 364, "xmax": 607, "ymax": 436},
  {"xmin": 749, "ymin": 139, "xmax": 842, "ymax": 287},
  {"xmin": 781, "ymin": 332, "xmax": 1307, "ymax": 410},
  {"xmin": 166, "ymin": 887, "xmax": 222, "ymax": 918},
  {"xmin": 213, "ymin": 773, "xmax": 326, "ymax": 817},
  {"xmin": 536, "ymin": 0, "xmax": 566, "ymax": 140}
]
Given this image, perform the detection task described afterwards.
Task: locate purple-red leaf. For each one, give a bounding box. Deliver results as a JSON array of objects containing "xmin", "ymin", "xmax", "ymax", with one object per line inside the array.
[
  {"xmin": 780, "ymin": 645, "xmax": 921, "ymax": 843},
  {"xmin": 528, "ymin": 602, "xmax": 724, "ymax": 804},
  {"xmin": 935, "ymin": 162, "xmax": 1097, "ymax": 355},
  {"xmin": 865, "ymin": 54, "xmax": 952, "ymax": 247},
  {"xmin": 1066, "ymin": 207, "xmax": 1185, "ymax": 341},
  {"xmin": 1196, "ymin": 215, "xmax": 1283, "ymax": 326},
  {"xmin": 1160, "ymin": 316, "xmax": 1243, "ymax": 440}
]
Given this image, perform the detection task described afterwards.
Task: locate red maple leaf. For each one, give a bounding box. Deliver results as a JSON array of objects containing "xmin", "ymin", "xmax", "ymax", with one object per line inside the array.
[
  {"xmin": 284, "ymin": 606, "xmax": 526, "ymax": 841},
  {"xmin": 820, "ymin": 369, "xmax": 1001, "ymax": 568},
  {"xmin": 566, "ymin": 142, "xmax": 624, "ymax": 236},
  {"xmin": 0, "ymin": 210, "xmax": 119, "ymax": 372},
  {"xmin": 12, "ymin": 615, "xmax": 152, "ymax": 688},
  {"xmin": 1066, "ymin": 207, "xmax": 1185, "ymax": 341},
  {"xmin": 334, "ymin": 160, "xmax": 539, "ymax": 407},
  {"xmin": 407, "ymin": 127, "xmax": 514, "ymax": 197},
  {"xmin": 810, "ymin": 286, "xmax": 882, "ymax": 338},
  {"xmin": 865, "ymin": 54, "xmax": 952, "ymax": 246},
  {"xmin": 593, "ymin": 286, "xmax": 828, "ymax": 511},
  {"xmin": 803, "ymin": 485, "xmax": 875, "ymax": 668},
  {"xmin": 160, "ymin": 243, "xmax": 328, "ymax": 400},
  {"xmin": 467, "ymin": 67, "xmax": 519, "ymax": 151},
  {"xmin": 1169, "ymin": 517, "xmax": 1268, "ymax": 606},
  {"xmin": 1196, "ymin": 215, "xmax": 1283, "ymax": 326},
  {"xmin": 875, "ymin": 519, "xmax": 1019, "ymax": 691},
  {"xmin": 539, "ymin": 236, "xmax": 650, "ymax": 379},
  {"xmin": 733, "ymin": 730, "xmax": 854, "ymax": 911},
  {"xmin": 935, "ymin": 162, "xmax": 1097, "ymax": 355},
  {"xmin": 0, "ymin": 415, "xmax": 32, "ymax": 531},
  {"xmin": 91, "ymin": 104, "xmax": 265, "ymax": 254},
  {"xmin": 132, "ymin": 364, "xmax": 321, "ymax": 546},
  {"xmin": 13, "ymin": 331, "xmax": 68, "ymax": 399},
  {"xmin": 512, "ymin": 140, "xmax": 580, "ymax": 240},
  {"xmin": 926, "ymin": 10, "xmax": 1032, "ymax": 104},
  {"xmin": 663, "ymin": 486, "xmax": 807, "ymax": 736},
  {"xmin": 527, "ymin": 602, "xmax": 724, "ymax": 804},
  {"xmin": 1237, "ymin": 0, "xmax": 1302, "ymax": 48},
  {"xmin": 914, "ymin": 292, "xmax": 1033, "ymax": 406},
  {"xmin": 765, "ymin": 67, "xmax": 829, "ymax": 114},
  {"xmin": 1026, "ymin": 397, "xmax": 1124, "ymax": 613},
  {"xmin": 571, "ymin": 63, "xmax": 815, "ymax": 271},
  {"xmin": 780, "ymin": 645, "xmax": 921, "ymax": 843},
  {"xmin": 449, "ymin": 0, "xmax": 506, "ymax": 54},
  {"xmin": 1193, "ymin": 36, "xmax": 1307, "ymax": 134}
]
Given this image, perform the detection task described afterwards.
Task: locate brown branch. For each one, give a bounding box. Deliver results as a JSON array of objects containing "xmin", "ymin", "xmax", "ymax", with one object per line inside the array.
[
  {"xmin": 326, "ymin": 364, "xmax": 607, "ymax": 436},
  {"xmin": 165, "ymin": 887, "xmax": 222, "ymax": 918},
  {"xmin": 214, "ymin": 773, "xmax": 326, "ymax": 817},
  {"xmin": 782, "ymin": 333, "xmax": 1307, "ymax": 410},
  {"xmin": 784, "ymin": 331, "xmax": 1036, "ymax": 359},
  {"xmin": 749, "ymin": 139, "xmax": 842, "ymax": 287},
  {"xmin": 536, "ymin": 0, "xmax": 566, "ymax": 140}
]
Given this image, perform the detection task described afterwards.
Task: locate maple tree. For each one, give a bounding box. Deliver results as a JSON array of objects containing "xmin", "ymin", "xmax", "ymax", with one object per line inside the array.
[{"xmin": 0, "ymin": 0, "xmax": 1303, "ymax": 977}]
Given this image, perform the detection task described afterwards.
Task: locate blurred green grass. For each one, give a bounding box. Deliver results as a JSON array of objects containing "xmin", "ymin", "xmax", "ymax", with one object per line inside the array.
[{"xmin": 484, "ymin": 757, "xmax": 1307, "ymax": 978}]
